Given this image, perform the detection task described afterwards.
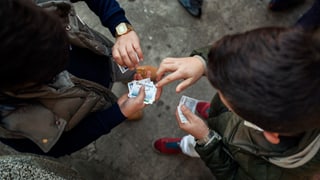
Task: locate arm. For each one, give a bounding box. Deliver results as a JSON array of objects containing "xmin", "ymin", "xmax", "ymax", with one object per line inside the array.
[
  {"xmin": 195, "ymin": 137, "xmax": 238, "ymax": 180},
  {"xmin": 82, "ymin": 0, "xmax": 129, "ymax": 35},
  {"xmin": 82, "ymin": 0, "xmax": 144, "ymax": 70},
  {"xmin": 177, "ymin": 105, "xmax": 238, "ymax": 180},
  {"xmin": 0, "ymin": 88, "xmax": 146, "ymax": 158}
]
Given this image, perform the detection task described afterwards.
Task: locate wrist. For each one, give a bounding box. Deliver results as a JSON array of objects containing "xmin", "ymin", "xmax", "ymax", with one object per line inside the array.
[
  {"xmin": 115, "ymin": 22, "xmax": 134, "ymax": 37},
  {"xmin": 193, "ymin": 55, "xmax": 207, "ymax": 76},
  {"xmin": 195, "ymin": 129, "xmax": 221, "ymax": 146}
]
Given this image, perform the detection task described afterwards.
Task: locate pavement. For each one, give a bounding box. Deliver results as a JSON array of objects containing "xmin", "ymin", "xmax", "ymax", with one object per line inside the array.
[{"xmin": 0, "ymin": 0, "xmax": 315, "ymax": 179}]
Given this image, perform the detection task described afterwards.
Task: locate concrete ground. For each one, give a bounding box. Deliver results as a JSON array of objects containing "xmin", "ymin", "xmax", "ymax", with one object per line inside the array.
[{"xmin": 0, "ymin": 0, "xmax": 315, "ymax": 179}]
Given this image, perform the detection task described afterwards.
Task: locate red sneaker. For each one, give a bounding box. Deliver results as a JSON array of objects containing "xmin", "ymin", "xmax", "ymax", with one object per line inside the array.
[
  {"xmin": 196, "ymin": 102, "xmax": 210, "ymax": 119},
  {"xmin": 153, "ymin": 138, "xmax": 182, "ymax": 155}
]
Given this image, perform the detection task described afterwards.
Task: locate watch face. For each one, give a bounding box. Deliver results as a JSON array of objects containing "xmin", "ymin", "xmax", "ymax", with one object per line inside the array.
[{"xmin": 116, "ymin": 23, "xmax": 128, "ymax": 35}]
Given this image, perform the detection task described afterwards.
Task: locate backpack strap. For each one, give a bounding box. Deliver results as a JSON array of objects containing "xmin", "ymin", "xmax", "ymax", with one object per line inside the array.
[{"xmin": 36, "ymin": 0, "xmax": 114, "ymax": 56}]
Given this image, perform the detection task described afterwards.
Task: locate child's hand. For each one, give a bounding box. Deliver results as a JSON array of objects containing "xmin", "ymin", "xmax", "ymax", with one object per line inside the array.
[
  {"xmin": 133, "ymin": 69, "xmax": 151, "ymax": 80},
  {"xmin": 133, "ymin": 66, "xmax": 162, "ymax": 101},
  {"xmin": 175, "ymin": 105, "xmax": 210, "ymax": 140},
  {"xmin": 135, "ymin": 65, "xmax": 157, "ymax": 81},
  {"xmin": 156, "ymin": 57, "xmax": 205, "ymax": 93},
  {"xmin": 117, "ymin": 86, "xmax": 146, "ymax": 118}
]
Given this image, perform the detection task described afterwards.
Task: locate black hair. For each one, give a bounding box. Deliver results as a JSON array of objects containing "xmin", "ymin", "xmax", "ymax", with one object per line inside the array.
[
  {"xmin": 207, "ymin": 27, "xmax": 320, "ymax": 133},
  {"xmin": 0, "ymin": 0, "xmax": 69, "ymax": 90}
]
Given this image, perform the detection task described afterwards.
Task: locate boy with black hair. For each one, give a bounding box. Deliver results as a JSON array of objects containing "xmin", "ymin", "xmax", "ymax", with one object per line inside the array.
[{"xmin": 154, "ymin": 26, "xmax": 320, "ymax": 180}]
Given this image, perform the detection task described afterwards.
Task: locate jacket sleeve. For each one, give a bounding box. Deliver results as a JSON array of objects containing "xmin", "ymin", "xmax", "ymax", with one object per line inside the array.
[
  {"xmin": 81, "ymin": 0, "xmax": 130, "ymax": 36},
  {"xmin": 194, "ymin": 94, "xmax": 238, "ymax": 179},
  {"xmin": 190, "ymin": 45, "xmax": 211, "ymax": 63},
  {"xmin": 195, "ymin": 129, "xmax": 238, "ymax": 180},
  {"xmin": 196, "ymin": 137, "xmax": 319, "ymax": 180}
]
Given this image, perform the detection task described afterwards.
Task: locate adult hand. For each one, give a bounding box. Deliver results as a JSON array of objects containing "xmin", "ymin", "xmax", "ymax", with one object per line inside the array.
[
  {"xmin": 112, "ymin": 31, "xmax": 143, "ymax": 70},
  {"xmin": 117, "ymin": 86, "xmax": 146, "ymax": 118},
  {"xmin": 156, "ymin": 56, "xmax": 205, "ymax": 93},
  {"xmin": 175, "ymin": 105, "xmax": 210, "ymax": 140}
]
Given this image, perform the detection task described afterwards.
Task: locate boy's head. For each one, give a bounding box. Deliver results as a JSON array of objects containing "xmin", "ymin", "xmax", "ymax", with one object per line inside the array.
[
  {"xmin": 207, "ymin": 27, "xmax": 320, "ymax": 134},
  {"xmin": 0, "ymin": 0, "xmax": 69, "ymax": 90}
]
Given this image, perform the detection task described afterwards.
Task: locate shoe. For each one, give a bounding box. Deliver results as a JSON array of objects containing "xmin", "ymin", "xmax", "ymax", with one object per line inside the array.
[
  {"xmin": 153, "ymin": 138, "xmax": 182, "ymax": 154},
  {"xmin": 268, "ymin": 0, "xmax": 305, "ymax": 11},
  {"xmin": 136, "ymin": 65, "xmax": 158, "ymax": 82},
  {"xmin": 127, "ymin": 110, "xmax": 143, "ymax": 121},
  {"xmin": 178, "ymin": 0, "xmax": 203, "ymax": 18},
  {"xmin": 196, "ymin": 102, "xmax": 210, "ymax": 119}
]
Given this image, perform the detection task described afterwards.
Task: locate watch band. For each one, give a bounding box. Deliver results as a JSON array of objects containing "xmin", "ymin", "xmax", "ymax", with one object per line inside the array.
[{"xmin": 195, "ymin": 130, "xmax": 221, "ymax": 146}]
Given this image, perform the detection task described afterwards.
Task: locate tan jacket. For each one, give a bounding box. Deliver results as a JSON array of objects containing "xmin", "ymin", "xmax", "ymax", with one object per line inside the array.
[{"xmin": 0, "ymin": 71, "xmax": 117, "ymax": 152}]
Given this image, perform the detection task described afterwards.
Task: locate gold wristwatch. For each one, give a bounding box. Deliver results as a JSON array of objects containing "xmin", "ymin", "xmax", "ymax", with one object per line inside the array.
[{"xmin": 115, "ymin": 22, "xmax": 134, "ymax": 37}]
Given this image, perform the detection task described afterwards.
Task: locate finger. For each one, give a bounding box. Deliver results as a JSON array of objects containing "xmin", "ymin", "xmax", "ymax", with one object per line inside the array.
[
  {"xmin": 135, "ymin": 86, "xmax": 146, "ymax": 104},
  {"xmin": 156, "ymin": 61, "xmax": 177, "ymax": 81},
  {"xmin": 134, "ymin": 73, "xmax": 143, "ymax": 80},
  {"xmin": 146, "ymin": 70, "xmax": 152, "ymax": 79},
  {"xmin": 112, "ymin": 49, "xmax": 124, "ymax": 66},
  {"xmin": 133, "ymin": 44, "xmax": 144, "ymax": 62},
  {"xmin": 133, "ymin": 73, "xmax": 138, "ymax": 80},
  {"xmin": 176, "ymin": 78, "xmax": 194, "ymax": 93},
  {"xmin": 156, "ymin": 73, "xmax": 164, "ymax": 83},
  {"xmin": 155, "ymin": 87, "xmax": 162, "ymax": 101},
  {"xmin": 156, "ymin": 72, "xmax": 182, "ymax": 88},
  {"xmin": 175, "ymin": 107, "xmax": 183, "ymax": 126},
  {"xmin": 180, "ymin": 105, "xmax": 195, "ymax": 122},
  {"xmin": 175, "ymin": 106, "xmax": 190, "ymax": 128},
  {"xmin": 117, "ymin": 93, "xmax": 129, "ymax": 106},
  {"xmin": 119, "ymin": 48, "xmax": 135, "ymax": 69},
  {"xmin": 128, "ymin": 49, "xmax": 139, "ymax": 67}
]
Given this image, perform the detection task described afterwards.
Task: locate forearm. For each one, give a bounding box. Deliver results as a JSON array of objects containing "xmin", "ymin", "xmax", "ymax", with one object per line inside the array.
[
  {"xmin": 48, "ymin": 103, "xmax": 127, "ymax": 157},
  {"xmin": 82, "ymin": 0, "xmax": 130, "ymax": 36}
]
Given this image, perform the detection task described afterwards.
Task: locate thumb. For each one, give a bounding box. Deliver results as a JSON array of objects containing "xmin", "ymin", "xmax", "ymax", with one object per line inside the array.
[
  {"xmin": 136, "ymin": 86, "xmax": 146, "ymax": 102},
  {"xmin": 180, "ymin": 105, "xmax": 195, "ymax": 120},
  {"xmin": 117, "ymin": 93, "xmax": 129, "ymax": 106}
]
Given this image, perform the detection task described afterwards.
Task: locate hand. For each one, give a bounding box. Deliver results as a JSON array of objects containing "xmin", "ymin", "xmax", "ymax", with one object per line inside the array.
[
  {"xmin": 156, "ymin": 56, "xmax": 205, "ymax": 93},
  {"xmin": 175, "ymin": 105, "xmax": 210, "ymax": 140},
  {"xmin": 117, "ymin": 86, "xmax": 146, "ymax": 118},
  {"xmin": 112, "ymin": 31, "xmax": 143, "ymax": 70},
  {"xmin": 134, "ymin": 70, "xmax": 162, "ymax": 102}
]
